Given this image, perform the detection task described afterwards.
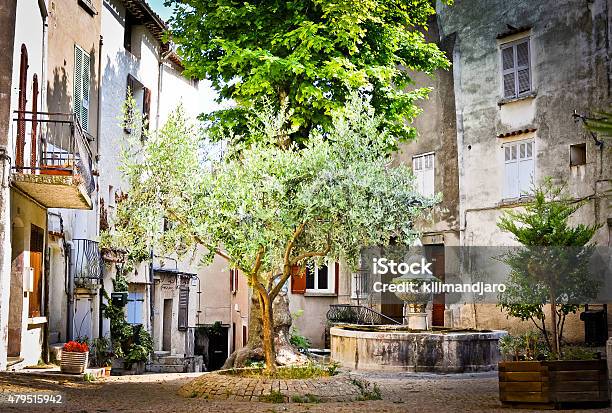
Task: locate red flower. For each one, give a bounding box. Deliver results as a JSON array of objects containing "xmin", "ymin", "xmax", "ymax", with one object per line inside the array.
[{"xmin": 63, "ymin": 341, "xmax": 89, "ymax": 353}]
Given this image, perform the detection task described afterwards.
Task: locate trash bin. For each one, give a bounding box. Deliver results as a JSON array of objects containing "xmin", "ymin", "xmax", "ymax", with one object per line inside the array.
[{"xmin": 580, "ymin": 310, "xmax": 608, "ymax": 346}]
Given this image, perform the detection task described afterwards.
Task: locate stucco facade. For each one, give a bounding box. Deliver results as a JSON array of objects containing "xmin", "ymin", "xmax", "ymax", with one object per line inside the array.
[{"xmin": 395, "ymin": 0, "xmax": 612, "ymax": 340}]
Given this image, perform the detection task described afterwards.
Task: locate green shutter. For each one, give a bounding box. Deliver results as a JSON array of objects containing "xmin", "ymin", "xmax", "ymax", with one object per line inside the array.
[{"xmin": 73, "ymin": 45, "xmax": 90, "ymax": 132}]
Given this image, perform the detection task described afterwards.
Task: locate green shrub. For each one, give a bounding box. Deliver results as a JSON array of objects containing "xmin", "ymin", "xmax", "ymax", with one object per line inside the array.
[{"xmin": 260, "ymin": 390, "xmax": 284, "ymax": 403}]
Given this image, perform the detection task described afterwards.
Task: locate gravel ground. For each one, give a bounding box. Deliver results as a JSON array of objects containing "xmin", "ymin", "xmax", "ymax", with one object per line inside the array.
[{"xmin": 0, "ymin": 370, "xmax": 609, "ymax": 412}]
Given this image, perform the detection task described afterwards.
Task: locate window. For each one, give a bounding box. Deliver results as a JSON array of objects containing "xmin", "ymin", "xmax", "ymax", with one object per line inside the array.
[
  {"xmin": 124, "ymin": 11, "xmax": 134, "ymax": 52},
  {"xmin": 230, "ymin": 268, "xmax": 238, "ymax": 293},
  {"xmin": 503, "ymin": 140, "xmax": 534, "ymax": 199},
  {"xmin": 501, "ymin": 38, "xmax": 531, "ymax": 99},
  {"xmin": 126, "ymin": 291, "xmax": 144, "ymax": 325},
  {"xmin": 74, "ymin": 45, "xmax": 91, "ymax": 131},
  {"xmin": 570, "ymin": 143, "xmax": 586, "ymax": 166},
  {"xmin": 125, "ymin": 75, "xmax": 151, "ymax": 134},
  {"xmin": 305, "ymin": 261, "xmax": 336, "ymax": 294},
  {"xmin": 412, "ymin": 153, "xmax": 434, "ymax": 197},
  {"xmin": 351, "ymin": 268, "xmax": 370, "ymax": 300}
]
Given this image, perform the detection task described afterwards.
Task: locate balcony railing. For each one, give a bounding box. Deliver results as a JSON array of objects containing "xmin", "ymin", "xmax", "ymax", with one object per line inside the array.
[
  {"xmin": 12, "ymin": 110, "xmax": 95, "ymax": 196},
  {"xmin": 72, "ymin": 239, "xmax": 102, "ymax": 285}
]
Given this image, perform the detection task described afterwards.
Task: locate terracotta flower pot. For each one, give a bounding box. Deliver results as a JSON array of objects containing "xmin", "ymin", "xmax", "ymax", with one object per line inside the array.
[
  {"xmin": 104, "ymin": 366, "xmax": 112, "ymax": 377},
  {"xmin": 60, "ymin": 351, "xmax": 89, "ymax": 374}
]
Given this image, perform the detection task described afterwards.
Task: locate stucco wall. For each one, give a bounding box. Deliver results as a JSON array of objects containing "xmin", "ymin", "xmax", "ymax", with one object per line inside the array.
[{"xmin": 9, "ymin": 189, "xmax": 47, "ymax": 366}]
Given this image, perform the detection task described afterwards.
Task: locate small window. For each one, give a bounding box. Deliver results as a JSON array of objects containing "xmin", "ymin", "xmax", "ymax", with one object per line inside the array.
[
  {"xmin": 126, "ymin": 291, "xmax": 144, "ymax": 325},
  {"xmin": 501, "ymin": 38, "xmax": 531, "ymax": 99},
  {"xmin": 570, "ymin": 143, "xmax": 586, "ymax": 167},
  {"xmin": 125, "ymin": 75, "xmax": 150, "ymax": 134},
  {"xmin": 230, "ymin": 268, "xmax": 238, "ymax": 293},
  {"xmin": 412, "ymin": 153, "xmax": 435, "ymax": 197},
  {"xmin": 305, "ymin": 261, "xmax": 335, "ymax": 294},
  {"xmin": 503, "ymin": 139, "xmax": 534, "ymax": 199}
]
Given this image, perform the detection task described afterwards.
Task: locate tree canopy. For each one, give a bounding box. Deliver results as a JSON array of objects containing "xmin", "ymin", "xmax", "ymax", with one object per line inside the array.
[
  {"xmin": 105, "ymin": 96, "xmax": 438, "ymax": 369},
  {"xmin": 165, "ymin": 0, "xmax": 451, "ymax": 146}
]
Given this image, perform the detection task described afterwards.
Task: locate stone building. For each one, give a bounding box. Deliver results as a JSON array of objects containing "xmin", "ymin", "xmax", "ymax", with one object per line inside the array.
[{"xmin": 398, "ymin": 0, "xmax": 612, "ymax": 341}]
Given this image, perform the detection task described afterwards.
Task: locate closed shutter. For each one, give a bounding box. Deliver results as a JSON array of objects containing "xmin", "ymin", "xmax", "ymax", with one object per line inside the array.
[
  {"xmin": 230, "ymin": 269, "xmax": 234, "ymax": 292},
  {"xmin": 501, "ymin": 46, "xmax": 515, "ymax": 98},
  {"xmin": 503, "ymin": 143, "xmax": 519, "ymax": 198},
  {"xmin": 413, "ymin": 154, "xmax": 434, "ymax": 197},
  {"xmin": 501, "ymin": 39, "xmax": 530, "ymax": 99},
  {"xmin": 334, "ymin": 262, "xmax": 339, "ymax": 295},
  {"xmin": 290, "ymin": 265, "xmax": 306, "ymax": 294},
  {"xmin": 518, "ymin": 141, "xmax": 534, "ymax": 195},
  {"xmin": 178, "ymin": 285, "xmax": 189, "ymax": 331},
  {"xmin": 143, "ymin": 87, "xmax": 151, "ymax": 130},
  {"xmin": 73, "ymin": 45, "xmax": 90, "ymax": 131}
]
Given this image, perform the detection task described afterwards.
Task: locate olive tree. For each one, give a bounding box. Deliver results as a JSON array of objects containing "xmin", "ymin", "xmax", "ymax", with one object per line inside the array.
[{"xmin": 106, "ymin": 97, "xmax": 437, "ymax": 371}]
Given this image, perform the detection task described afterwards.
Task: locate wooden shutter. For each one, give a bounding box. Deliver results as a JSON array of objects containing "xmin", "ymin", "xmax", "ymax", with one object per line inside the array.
[
  {"xmin": 290, "ymin": 265, "xmax": 306, "ymax": 294},
  {"xmin": 234, "ymin": 269, "xmax": 239, "ymax": 292},
  {"xmin": 29, "ymin": 225, "xmax": 44, "ymax": 317},
  {"xmin": 515, "ymin": 41, "xmax": 530, "ymax": 95},
  {"xmin": 142, "ymin": 87, "xmax": 151, "ymax": 130},
  {"xmin": 178, "ymin": 285, "xmax": 189, "ymax": 331},
  {"xmin": 30, "ymin": 74, "xmax": 39, "ymax": 168},
  {"xmin": 242, "ymin": 325, "xmax": 247, "ymax": 346},
  {"xmin": 81, "ymin": 51, "xmax": 90, "ymax": 131},
  {"xmin": 503, "ymin": 143, "xmax": 519, "ymax": 198},
  {"xmin": 74, "ymin": 46, "xmax": 83, "ymax": 126},
  {"xmin": 334, "ymin": 262, "xmax": 339, "ymax": 295},
  {"xmin": 423, "ymin": 154, "xmax": 434, "ymax": 197},
  {"xmin": 518, "ymin": 141, "xmax": 534, "ymax": 196},
  {"xmin": 501, "ymin": 45, "xmax": 516, "ymax": 98},
  {"xmin": 16, "ymin": 44, "xmax": 28, "ymax": 169}
]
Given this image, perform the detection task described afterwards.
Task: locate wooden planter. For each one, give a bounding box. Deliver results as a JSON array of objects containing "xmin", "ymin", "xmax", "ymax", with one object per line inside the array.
[
  {"xmin": 499, "ymin": 360, "xmax": 610, "ymax": 409},
  {"xmin": 60, "ymin": 351, "xmax": 89, "ymax": 374}
]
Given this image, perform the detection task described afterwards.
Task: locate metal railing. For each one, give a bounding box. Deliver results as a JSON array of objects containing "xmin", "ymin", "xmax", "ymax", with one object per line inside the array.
[
  {"xmin": 326, "ymin": 304, "xmax": 401, "ymax": 325},
  {"xmin": 12, "ymin": 111, "xmax": 95, "ymax": 196},
  {"xmin": 72, "ymin": 239, "xmax": 103, "ymax": 284}
]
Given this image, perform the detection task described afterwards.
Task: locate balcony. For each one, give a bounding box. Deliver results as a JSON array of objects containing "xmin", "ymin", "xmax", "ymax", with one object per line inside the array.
[
  {"xmin": 72, "ymin": 239, "xmax": 102, "ymax": 287},
  {"xmin": 11, "ymin": 111, "xmax": 95, "ymax": 209}
]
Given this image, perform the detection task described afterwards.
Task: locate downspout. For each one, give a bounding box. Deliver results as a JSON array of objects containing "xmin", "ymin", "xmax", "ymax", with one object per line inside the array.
[
  {"xmin": 149, "ymin": 249, "xmax": 154, "ymax": 345},
  {"xmin": 96, "ymin": 35, "xmax": 103, "ymax": 161},
  {"xmin": 65, "ymin": 241, "xmax": 74, "ymax": 341}
]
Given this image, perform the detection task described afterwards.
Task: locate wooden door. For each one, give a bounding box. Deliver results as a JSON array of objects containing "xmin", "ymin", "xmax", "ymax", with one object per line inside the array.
[
  {"xmin": 29, "ymin": 225, "xmax": 44, "ymax": 317},
  {"xmin": 162, "ymin": 299, "xmax": 172, "ymax": 351},
  {"xmin": 426, "ymin": 245, "xmax": 445, "ymax": 327}
]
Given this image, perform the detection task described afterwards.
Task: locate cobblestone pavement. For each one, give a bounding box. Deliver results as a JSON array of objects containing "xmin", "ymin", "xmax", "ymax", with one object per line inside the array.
[
  {"xmin": 178, "ymin": 371, "xmax": 361, "ymax": 402},
  {"xmin": 0, "ymin": 370, "xmax": 610, "ymax": 412}
]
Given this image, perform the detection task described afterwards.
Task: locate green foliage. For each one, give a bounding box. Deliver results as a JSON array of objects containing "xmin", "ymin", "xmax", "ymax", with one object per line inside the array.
[
  {"xmin": 351, "ymin": 379, "xmax": 382, "ymax": 401},
  {"xmin": 584, "ymin": 108, "xmax": 612, "ymax": 137},
  {"xmin": 125, "ymin": 327, "xmax": 154, "ymax": 363},
  {"xmin": 289, "ymin": 328, "xmax": 311, "ymax": 351},
  {"xmin": 110, "ymin": 95, "xmax": 437, "ymax": 287},
  {"xmin": 90, "ymin": 336, "xmax": 113, "ymax": 367},
  {"xmin": 292, "ymin": 394, "xmax": 321, "ymax": 403},
  {"xmin": 497, "ymin": 179, "xmax": 602, "ymax": 354},
  {"xmin": 260, "ymin": 390, "xmax": 285, "ymax": 403},
  {"xmin": 226, "ymin": 362, "xmax": 337, "ymax": 379},
  {"xmin": 499, "ymin": 332, "xmax": 546, "ymax": 361},
  {"xmin": 166, "ymin": 0, "xmax": 451, "ymax": 147}
]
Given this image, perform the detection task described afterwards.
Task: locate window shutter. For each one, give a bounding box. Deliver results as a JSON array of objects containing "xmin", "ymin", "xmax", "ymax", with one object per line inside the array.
[
  {"xmin": 234, "ymin": 269, "xmax": 239, "ymax": 292},
  {"xmin": 229, "ymin": 269, "xmax": 234, "ymax": 292},
  {"xmin": 178, "ymin": 285, "xmax": 189, "ymax": 331},
  {"xmin": 143, "ymin": 87, "xmax": 151, "ymax": 130},
  {"xmin": 290, "ymin": 265, "xmax": 306, "ymax": 294},
  {"xmin": 518, "ymin": 141, "xmax": 534, "ymax": 195},
  {"xmin": 81, "ymin": 51, "xmax": 90, "ymax": 131},
  {"xmin": 503, "ymin": 143, "xmax": 519, "ymax": 198},
  {"xmin": 74, "ymin": 46, "xmax": 83, "ymax": 125},
  {"xmin": 16, "ymin": 44, "xmax": 28, "ymax": 169},
  {"xmin": 501, "ymin": 46, "xmax": 516, "ymax": 98},
  {"xmin": 423, "ymin": 154, "xmax": 434, "ymax": 197},
  {"xmin": 516, "ymin": 41, "xmax": 530, "ymax": 94},
  {"xmin": 334, "ymin": 262, "xmax": 339, "ymax": 295}
]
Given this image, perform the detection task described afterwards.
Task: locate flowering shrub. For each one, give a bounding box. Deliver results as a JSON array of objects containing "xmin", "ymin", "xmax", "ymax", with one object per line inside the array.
[{"xmin": 63, "ymin": 341, "xmax": 89, "ymax": 353}]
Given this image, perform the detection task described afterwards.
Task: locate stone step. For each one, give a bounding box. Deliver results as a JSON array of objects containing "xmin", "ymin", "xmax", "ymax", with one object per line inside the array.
[
  {"xmin": 152, "ymin": 355, "xmax": 186, "ymax": 365},
  {"xmin": 146, "ymin": 363, "xmax": 187, "ymax": 373}
]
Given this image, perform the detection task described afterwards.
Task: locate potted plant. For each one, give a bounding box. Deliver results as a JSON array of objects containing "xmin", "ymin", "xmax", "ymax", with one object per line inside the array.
[
  {"xmin": 91, "ymin": 336, "xmax": 113, "ymax": 376},
  {"xmin": 61, "ymin": 340, "xmax": 89, "ymax": 374},
  {"xmin": 496, "ymin": 181, "xmax": 609, "ymax": 408}
]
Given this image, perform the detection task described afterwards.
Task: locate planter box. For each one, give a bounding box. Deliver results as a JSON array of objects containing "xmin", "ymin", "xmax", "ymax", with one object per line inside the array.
[
  {"xmin": 499, "ymin": 360, "xmax": 609, "ymax": 409},
  {"xmin": 60, "ymin": 351, "xmax": 89, "ymax": 374}
]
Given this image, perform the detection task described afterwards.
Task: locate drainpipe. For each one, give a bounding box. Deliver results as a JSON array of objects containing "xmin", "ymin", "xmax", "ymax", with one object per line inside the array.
[
  {"xmin": 149, "ymin": 249, "xmax": 154, "ymax": 344},
  {"xmin": 65, "ymin": 241, "xmax": 74, "ymax": 341},
  {"xmin": 96, "ymin": 35, "xmax": 102, "ymax": 161}
]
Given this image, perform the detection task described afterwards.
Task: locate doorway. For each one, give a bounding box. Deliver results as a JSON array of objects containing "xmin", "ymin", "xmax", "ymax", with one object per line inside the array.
[
  {"xmin": 194, "ymin": 324, "xmax": 229, "ymax": 371},
  {"xmin": 29, "ymin": 225, "xmax": 44, "ymax": 318},
  {"xmin": 162, "ymin": 299, "xmax": 172, "ymax": 351},
  {"xmin": 426, "ymin": 244, "xmax": 445, "ymax": 327}
]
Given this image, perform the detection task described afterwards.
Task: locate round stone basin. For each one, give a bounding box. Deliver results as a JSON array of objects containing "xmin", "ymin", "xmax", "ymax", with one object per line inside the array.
[{"xmin": 330, "ymin": 324, "xmax": 507, "ymax": 373}]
